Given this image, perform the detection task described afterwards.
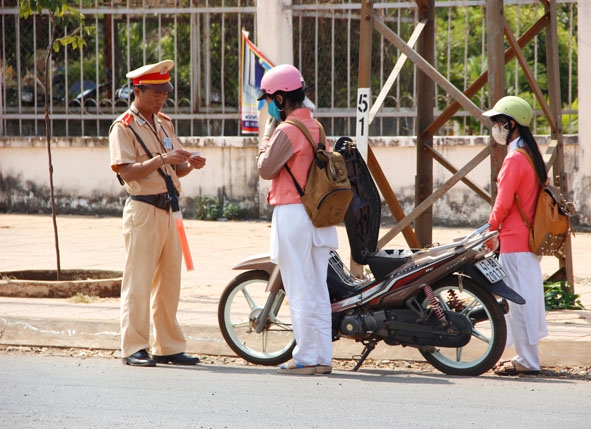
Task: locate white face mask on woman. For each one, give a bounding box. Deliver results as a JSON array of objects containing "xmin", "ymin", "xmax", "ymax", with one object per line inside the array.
[{"xmin": 491, "ymin": 123, "xmax": 510, "ymax": 145}]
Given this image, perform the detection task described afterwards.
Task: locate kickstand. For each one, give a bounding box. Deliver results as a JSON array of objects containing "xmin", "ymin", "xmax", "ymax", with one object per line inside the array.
[{"xmin": 352, "ymin": 340, "xmax": 377, "ymax": 371}]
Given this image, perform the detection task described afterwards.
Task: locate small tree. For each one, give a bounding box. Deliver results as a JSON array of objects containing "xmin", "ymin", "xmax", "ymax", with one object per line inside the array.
[{"xmin": 19, "ymin": 0, "xmax": 94, "ymax": 280}]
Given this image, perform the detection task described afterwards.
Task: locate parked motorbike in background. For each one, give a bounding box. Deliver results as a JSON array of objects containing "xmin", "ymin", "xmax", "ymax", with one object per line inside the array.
[
  {"xmin": 218, "ymin": 140, "xmax": 524, "ymax": 376},
  {"xmin": 68, "ymin": 81, "xmax": 130, "ymax": 112},
  {"xmin": 8, "ymin": 70, "xmax": 66, "ymax": 107}
]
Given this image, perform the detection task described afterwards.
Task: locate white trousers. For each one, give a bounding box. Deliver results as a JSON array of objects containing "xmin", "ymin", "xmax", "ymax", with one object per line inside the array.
[
  {"xmin": 270, "ymin": 204, "xmax": 338, "ymax": 366},
  {"xmin": 499, "ymin": 252, "xmax": 548, "ymax": 370}
]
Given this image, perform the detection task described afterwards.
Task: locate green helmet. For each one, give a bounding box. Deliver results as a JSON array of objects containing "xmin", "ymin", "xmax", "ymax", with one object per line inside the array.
[{"xmin": 482, "ymin": 96, "xmax": 533, "ymax": 126}]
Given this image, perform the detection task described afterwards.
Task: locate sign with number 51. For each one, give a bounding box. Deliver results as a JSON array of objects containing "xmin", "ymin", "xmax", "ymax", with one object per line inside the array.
[{"xmin": 356, "ymin": 88, "xmax": 370, "ymax": 160}]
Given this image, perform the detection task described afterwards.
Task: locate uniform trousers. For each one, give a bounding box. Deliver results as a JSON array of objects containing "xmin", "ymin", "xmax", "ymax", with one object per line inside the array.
[
  {"xmin": 120, "ymin": 199, "xmax": 186, "ymax": 357},
  {"xmin": 270, "ymin": 204, "xmax": 338, "ymax": 366},
  {"xmin": 499, "ymin": 252, "xmax": 548, "ymax": 370}
]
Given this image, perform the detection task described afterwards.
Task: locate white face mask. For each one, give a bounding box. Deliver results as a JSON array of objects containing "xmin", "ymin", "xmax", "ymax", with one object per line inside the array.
[{"xmin": 491, "ymin": 123, "xmax": 510, "ymax": 145}]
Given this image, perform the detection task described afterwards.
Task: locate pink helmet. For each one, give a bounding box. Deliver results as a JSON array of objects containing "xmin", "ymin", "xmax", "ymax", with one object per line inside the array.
[{"xmin": 257, "ymin": 64, "xmax": 304, "ymax": 100}]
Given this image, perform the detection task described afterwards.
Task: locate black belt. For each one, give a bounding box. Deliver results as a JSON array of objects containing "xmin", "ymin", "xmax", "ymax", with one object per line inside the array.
[{"xmin": 129, "ymin": 193, "xmax": 170, "ymax": 211}]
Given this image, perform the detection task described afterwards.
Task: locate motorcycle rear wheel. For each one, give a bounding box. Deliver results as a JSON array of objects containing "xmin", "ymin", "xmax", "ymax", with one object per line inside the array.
[
  {"xmin": 218, "ymin": 270, "xmax": 295, "ymax": 365},
  {"xmin": 419, "ymin": 276, "xmax": 507, "ymax": 376}
]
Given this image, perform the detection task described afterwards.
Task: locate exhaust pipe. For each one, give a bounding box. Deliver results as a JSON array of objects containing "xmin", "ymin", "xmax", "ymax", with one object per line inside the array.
[{"xmin": 469, "ymin": 298, "xmax": 508, "ymax": 323}]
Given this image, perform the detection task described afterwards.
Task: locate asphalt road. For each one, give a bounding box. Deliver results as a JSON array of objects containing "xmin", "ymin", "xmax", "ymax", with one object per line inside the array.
[{"xmin": 1, "ymin": 354, "xmax": 590, "ymax": 428}]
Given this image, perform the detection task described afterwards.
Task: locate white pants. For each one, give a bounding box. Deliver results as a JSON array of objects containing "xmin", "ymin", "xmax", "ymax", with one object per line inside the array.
[
  {"xmin": 270, "ymin": 204, "xmax": 338, "ymax": 366},
  {"xmin": 499, "ymin": 252, "xmax": 548, "ymax": 370}
]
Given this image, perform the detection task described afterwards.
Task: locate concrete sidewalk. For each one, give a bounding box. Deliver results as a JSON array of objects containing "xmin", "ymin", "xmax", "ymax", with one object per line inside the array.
[{"xmin": 1, "ymin": 214, "xmax": 590, "ymax": 367}]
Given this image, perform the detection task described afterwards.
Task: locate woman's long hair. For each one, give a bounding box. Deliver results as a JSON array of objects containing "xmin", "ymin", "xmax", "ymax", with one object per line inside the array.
[
  {"xmin": 495, "ymin": 113, "xmax": 548, "ymax": 185},
  {"xmin": 516, "ymin": 124, "xmax": 548, "ymax": 185}
]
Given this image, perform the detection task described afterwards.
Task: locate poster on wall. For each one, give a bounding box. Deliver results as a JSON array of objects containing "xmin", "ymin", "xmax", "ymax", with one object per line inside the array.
[{"xmin": 240, "ymin": 30, "xmax": 274, "ymax": 134}]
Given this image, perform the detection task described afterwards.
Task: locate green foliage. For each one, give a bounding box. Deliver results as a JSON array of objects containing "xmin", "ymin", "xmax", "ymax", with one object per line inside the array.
[
  {"xmin": 562, "ymin": 98, "xmax": 578, "ymax": 134},
  {"xmin": 222, "ymin": 201, "xmax": 241, "ymax": 220},
  {"xmin": 298, "ymin": 3, "xmax": 577, "ymax": 136},
  {"xmin": 195, "ymin": 196, "xmax": 222, "ymax": 220},
  {"xmin": 19, "ymin": 0, "xmax": 95, "ymax": 53},
  {"xmin": 114, "ymin": 16, "xmax": 194, "ymax": 99},
  {"xmin": 433, "ymin": 4, "xmax": 577, "ymax": 135},
  {"xmin": 195, "ymin": 196, "xmax": 243, "ymax": 220},
  {"xmin": 20, "ymin": 0, "xmax": 76, "ymax": 17},
  {"xmin": 544, "ymin": 281, "xmax": 584, "ymax": 311},
  {"xmin": 68, "ymin": 292, "xmax": 99, "ymax": 304}
]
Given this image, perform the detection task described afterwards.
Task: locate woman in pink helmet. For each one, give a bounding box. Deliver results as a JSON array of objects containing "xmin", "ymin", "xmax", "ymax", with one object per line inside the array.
[{"xmin": 257, "ymin": 64, "xmax": 338, "ymax": 375}]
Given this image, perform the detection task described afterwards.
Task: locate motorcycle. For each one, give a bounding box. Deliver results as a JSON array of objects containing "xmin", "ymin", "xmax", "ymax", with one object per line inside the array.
[{"xmin": 217, "ymin": 139, "xmax": 525, "ymax": 376}]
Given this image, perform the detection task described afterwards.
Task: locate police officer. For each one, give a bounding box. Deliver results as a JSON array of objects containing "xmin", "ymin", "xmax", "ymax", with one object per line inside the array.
[{"xmin": 109, "ymin": 60, "xmax": 205, "ymax": 366}]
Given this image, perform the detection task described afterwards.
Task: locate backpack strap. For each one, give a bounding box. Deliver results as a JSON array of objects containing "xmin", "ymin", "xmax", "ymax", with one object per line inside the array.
[
  {"xmin": 284, "ymin": 163, "xmax": 305, "ymax": 197},
  {"xmin": 282, "ymin": 118, "xmax": 326, "ymax": 197},
  {"xmin": 284, "ymin": 118, "xmax": 326, "ymax": 151},
  {"xmin": 513, "ymin": 147, "xmax": 541, "ymax": 230},
  {"xmin": 514, "ymin": 193, "xmax": 533, "ymax": 233},
  {"xmin": 515, "ymin": 148, "xmax": 538, "ymax": 180}
]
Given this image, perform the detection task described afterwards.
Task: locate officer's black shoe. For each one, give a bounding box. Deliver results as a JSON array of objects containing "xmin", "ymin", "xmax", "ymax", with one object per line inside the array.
[
  {"xmin": 152, "ymin": 352, "xmax": 200, "ymax": 365},
  {"xmin": 123, "ymin": 350, "xmax": 156, "ymax": 367}
]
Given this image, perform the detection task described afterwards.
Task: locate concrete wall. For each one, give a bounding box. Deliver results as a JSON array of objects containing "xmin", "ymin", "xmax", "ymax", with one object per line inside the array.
[{"xmin": 0, "ymin": 135, "xmax": 584, "ymax": 227}]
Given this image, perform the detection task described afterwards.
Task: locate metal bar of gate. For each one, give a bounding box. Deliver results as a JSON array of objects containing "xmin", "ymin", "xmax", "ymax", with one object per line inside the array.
[
  {"xmin": 368, "ymin": 19, "xmax": 426, "ymax": 125},
  {"xmin": 373, "ymin": 15, "xmax": 487, "ymax": 126}
]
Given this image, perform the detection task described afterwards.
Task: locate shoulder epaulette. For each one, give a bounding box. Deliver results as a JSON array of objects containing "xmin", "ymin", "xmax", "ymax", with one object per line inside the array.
[
  {"xmin": 119, "ymin": 112, "xmax": 133, "ymax": 127},
  {"xmin": 157, "ymin": 111, "xmax": 173, "ymax": 121}
]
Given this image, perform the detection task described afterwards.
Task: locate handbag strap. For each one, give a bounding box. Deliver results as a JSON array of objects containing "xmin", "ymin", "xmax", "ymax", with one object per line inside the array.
[{"xmin": 282, "ymin": 118, "xmax": 326, "ymax": 197}]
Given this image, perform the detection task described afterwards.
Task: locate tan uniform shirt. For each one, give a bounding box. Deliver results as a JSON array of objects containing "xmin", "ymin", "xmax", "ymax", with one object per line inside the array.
[{"xmin": 109, "ymin": 108, "xmax": 183, "ymax": 196}]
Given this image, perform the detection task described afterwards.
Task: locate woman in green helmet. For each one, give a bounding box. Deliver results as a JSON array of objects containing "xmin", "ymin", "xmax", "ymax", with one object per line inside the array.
[{"xmin": 483, "ymin": 96, "xmax": 548, "ymax": 376}]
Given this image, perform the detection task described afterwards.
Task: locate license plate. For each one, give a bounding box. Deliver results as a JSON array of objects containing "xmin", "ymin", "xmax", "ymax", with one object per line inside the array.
[{"xmin": 475, "ymin": 257, "xmax": 507, "ymax": 284}]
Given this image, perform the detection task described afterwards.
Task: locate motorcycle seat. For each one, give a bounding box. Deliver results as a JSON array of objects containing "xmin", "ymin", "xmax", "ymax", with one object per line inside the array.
[
  {"xmin": 335, "ymin": 138, "xmax": 415, "ymax": 280},
  {"xmin": 365, "ymin": 250, "xmax": 412, "ymax": 281},
  {"xmin": 335, "ymin": 138, "xmax": 380, "ymax": 265}
]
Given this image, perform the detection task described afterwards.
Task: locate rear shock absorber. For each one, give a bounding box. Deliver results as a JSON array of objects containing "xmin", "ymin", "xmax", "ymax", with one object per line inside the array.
[
  {"xmin": 420, "ymin": 284, "xmax": 447, "ymax": 325},
  {"xmin": 446, "ymin": 289, "xmax": 465, "ymax": 312}
]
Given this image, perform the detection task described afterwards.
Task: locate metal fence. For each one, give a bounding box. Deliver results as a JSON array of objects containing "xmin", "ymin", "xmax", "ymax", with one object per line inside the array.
[{"xmin": 0, "ymin": 0, "xmax": 579, "ymax": 138}]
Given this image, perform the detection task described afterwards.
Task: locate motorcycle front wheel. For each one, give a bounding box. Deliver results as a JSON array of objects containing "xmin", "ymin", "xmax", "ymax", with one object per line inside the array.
[
  {"xmin": 419, "ymin": 275, "xmax": 507, "ymax": 376},
  {"xmin": 218, "ymin": 270, "xmax": 295, "ymax": 365}
]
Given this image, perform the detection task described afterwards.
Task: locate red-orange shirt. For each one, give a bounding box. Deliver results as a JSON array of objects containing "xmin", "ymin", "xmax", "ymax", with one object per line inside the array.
[{"xmin": 488, "ymin": 141, "xmax": 540, "ymax": 253}]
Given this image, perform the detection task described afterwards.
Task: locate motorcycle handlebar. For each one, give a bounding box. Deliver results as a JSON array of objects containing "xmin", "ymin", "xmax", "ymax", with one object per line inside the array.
[
  {"xmin": 462, "ymin": 223, "xmax": 491, "ymax": 243},
  {"xmin": 426, "ymin": 224, "xmax": 493, "ymax": 252}
]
